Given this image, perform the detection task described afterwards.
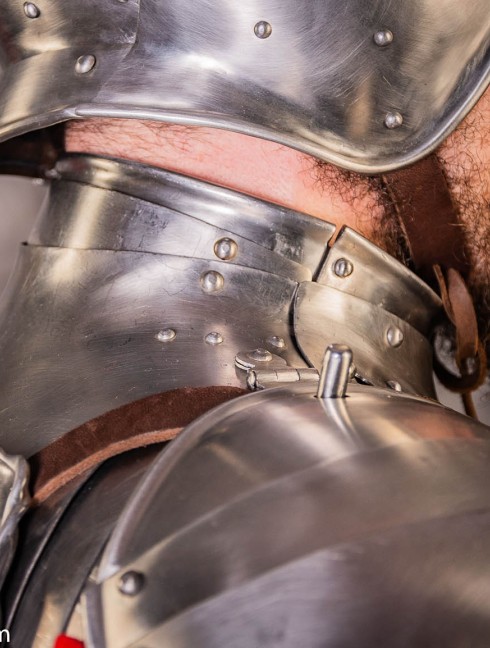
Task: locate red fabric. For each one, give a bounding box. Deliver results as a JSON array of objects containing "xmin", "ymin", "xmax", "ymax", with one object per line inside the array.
[{"xmin": 54, "ymin": 636, "xmax": 84, "ymax": 648}]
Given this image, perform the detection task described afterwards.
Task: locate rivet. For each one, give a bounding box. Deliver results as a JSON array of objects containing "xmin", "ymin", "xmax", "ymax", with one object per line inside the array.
[
  {"xmin": 385, "ymin": 326, "xmax": 404, "ymax": 348},
  {"xmin": 333, "ymin": 258, "xmax": 353, "ymax": 278},
  {"xmin": 268, "ymin": 336, "xmax": 286, "ymax": 350},
  {"xmin": 254, "ymin": 21, "xmax": 272, "ymax": 39},
  {"xmin": 75, "ymin": 54, "xmax": 96, "ymax": 74},
  {"xmin": 214, "ymin": 238, "xmax": 238, "ymax": 261},
  {"xmin": 384, "ymin": 111, "xmax": 403, "ymax": 129},
  {"xmin": 118, "ymin": 571, "xmax": 145, "ymax": 596},
  {"xmin": 386, "ymin": 380, "xmax": 402, "ymax": 392},
  {"xmin": 249, "ymin": 348, "xmax": 273, "ymax": 362},
  {"xmin": 156, "ymin": 329, "xmax": 176, "ymax": 342},
  {"xmin": 374, "ymin": 29, "xmax": 393, "ymax": 47},
  {"xmin": 205, "ymin": 332, "xmax": 224, "ymax": 346},
  {"xmin": 23, "ymin": 2, "xmax": 40, "ymax": 18},
  {"xmin": 201, "ymin": 270, "xmax": 225, "ymax": 293}
]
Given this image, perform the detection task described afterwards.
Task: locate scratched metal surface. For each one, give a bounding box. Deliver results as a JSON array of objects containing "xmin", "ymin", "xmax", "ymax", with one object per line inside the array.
[
  {"xmin": 0, "ymin": 0, "xmax": 488, "ymax": 171},
  {"xmin": 0, "ymin": 176, "xmax": 488, "ymax": 426}
]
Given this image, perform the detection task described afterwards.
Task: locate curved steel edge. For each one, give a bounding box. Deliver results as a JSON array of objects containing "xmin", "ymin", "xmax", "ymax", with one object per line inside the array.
[
  {"xmin": 0, "ymin": 449, "xmax": 30, "ymax": 593},
  {"xmin": 0, "ymin": 0, "xmax": 488, "ymax": 172}
]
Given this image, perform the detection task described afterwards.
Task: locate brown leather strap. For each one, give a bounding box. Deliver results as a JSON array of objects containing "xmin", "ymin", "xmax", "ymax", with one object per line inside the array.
[
  {"xmin": 382, "ymin": 153, "xmax": 470, "ymax": 281},
  {"xmin": 29, "ymin": 386, "xmax": 246, "ymax": 505},
  {"xmin": 382, "ymin": 154, "xmax": 486, "ymax": 408}
]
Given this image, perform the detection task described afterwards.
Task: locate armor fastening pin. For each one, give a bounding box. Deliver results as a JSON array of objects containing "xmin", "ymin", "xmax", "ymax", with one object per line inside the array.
[
  {"xmin": 23, "ymin": 2, "xmax": 40, "ymax": 18},
  {"xmin": 75, "ymin": 54, "xmax": 96, "ymax": 74},
  {"xmin": 386, "ymin": 326, "xmax": 404, "ymax": 348},
  {"xmin": 214, "ymin": 238, "xmax": 238, "ymax": 261},
  {"xmin": 118, "ymin": 571, "xmax": 145, "ymax": 596},
  {"xmin": 384, "ymin": 111, "xmax": 403, "ymax": 129},
  {"xmin": 374, "ymin": 29, "xmax": 394, "ymax": 46},
  {"xmin": 333, "ymin": 258, "xmax": 353, "ymax": 278},
  {"xmin": 205, "ymin": 332, "xmax": 224, "ymax": 345},
  {"xmin": 157, "ymin": 329, "xmax": 176, "ymax": 342},
  {"xmin": 317, "ymin": 344, "xmax": 353, "ymax": 399},
  {"xmin": 254, "ymin": 21, "xmax": 272, "ymax": 39},
  {"xmin": 201, "ymin": 270, "xmax": 225, "ymax": 293}
]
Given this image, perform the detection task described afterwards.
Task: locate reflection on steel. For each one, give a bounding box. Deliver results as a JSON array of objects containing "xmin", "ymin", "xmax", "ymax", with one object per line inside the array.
[
  {"xmin": 317, "ymin": 344, "xmax": 353, "ymax": 399},
  {"xmin": 294, "ymin": 281, "xmax": 435, "ymax": 396},
  {"xmin": 315, "ymin": 228, "xmax": 441, "ymax": 336},
  {"xmin": 0, "ymin": 449, "xmax": 30, "ymax": 592},
  {"xmin": 7, "ymin": 449, "xmax": 159, "ymax": 647},
  {"xmin": 89, "ymin": 383, "xmax": 490, "ymax": 647},
  {"xmin": 0, "ymin": 0, "xmax": 488, "ymax": 170},
  {"xmin": 0, "ymin": 156, "xmax": 440, "ymax": 455}
]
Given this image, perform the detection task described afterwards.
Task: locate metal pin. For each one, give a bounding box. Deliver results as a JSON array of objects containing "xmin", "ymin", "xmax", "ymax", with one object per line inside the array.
[
  {"xmin": 75, "ymin": 54, "xmax": 96, "ymax": 74},
  {"xmin": 374, "ymin": 29, "xmax": 393, "ymax": 46},
  {"xmin": 214, "ymin": 238, "xmax": 238, "ymax": 261},
  {"xmin": 254, "ymin": 21, "xmax": 272, "ymax": 39},
  {"xmin": 200, "ymin": 270, "xmax": 225, "ymax": 293},
  {"xmin": 333, "ymin": 258, "xmax": 353, "ymax": 278},
  {"xmin": 23, "ymin": 2, "xmax": 40, "ymax": 18},
  {"xmin": 317, "ymin": 344, "xmax": 353, "ymax": 399},
  {"xmin": 118, "ymin": 571, "xmax": 145, "ymax": 596},
  {"xmin": 384, "ymin": 111, "xmax": 403, "ymax": 129}
]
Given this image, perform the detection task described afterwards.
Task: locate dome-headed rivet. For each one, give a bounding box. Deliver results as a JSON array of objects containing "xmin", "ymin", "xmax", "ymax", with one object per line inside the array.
[
  {"xmin": 157, "ymin": 329, "xmax": 176, "ymax": 342},
  {"xmin": 75, "ymin": 54, "xmax": 96, "ymax": 74},
  {"xmin": 118, "ymin": 571, "xmax": 145, "ymax": 596},
  {"xmin": 268, "ymin": 336, "xmax": 286, "ymax": 350},
  {"xmin": 214, "ymin": 238, "xmax": 238, "ymax": 261},
  {"xmin": 333, "ymin": 258, "xmax": 354, "ymax": 278},
  {"xmin": 205, "ymin": 332, "xmax": 224, "ymax": 345},
  {"xmin": 386, "ymin": 380, "xmax": 402, "ymax": 392},
  {"xmin": 23, "ymin": 2, "xmax": 40, "ymax": 18},
  {"xmin": 201, "ymin": 270, "xmax": 225, "ymax": 293},
  {"xmin": 374, "ymin": 29, "xmax": 394, "ymax": 46},
  {"xmin": 384, "ymin": 111, "xmax": 403, "ymax": 129},
  {"xmin": 254, "ymin": 21, "xmax": 272, "ymax": 39},
  {"xmin": 386, "ymin": 326, "xmax": 404, "ymax": 348}
]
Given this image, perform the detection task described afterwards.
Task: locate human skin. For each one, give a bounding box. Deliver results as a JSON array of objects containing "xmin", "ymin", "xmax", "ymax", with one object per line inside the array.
[{"xmin": 65, "ymin": 88, "xmax": 489, "ymax": 340}]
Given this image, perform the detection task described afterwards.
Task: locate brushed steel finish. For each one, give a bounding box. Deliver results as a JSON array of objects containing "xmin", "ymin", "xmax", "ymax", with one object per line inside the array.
[
  {"xmin": 31, "ymin": 179, "xmax": 311, "ymax": 283},
  {"xmin": 317, "ymin": 344, "xmax": 352, "ymax": 398},
  {"xmin": 0, "ymin": 246, "xmax": 303, "ymax": 456},
  {"xmin": 54, "ymin": 156, "xmax": 335, "ymax": 278},
  {"xmin": 0, "ymin": 1, "xmax": 488, "ymax": 171},
  {"xmin": 91, "ymin": 383, "xmax": 490, "ymax": 647},
  {"xmin": 294, "ymin": 281, "xmax": 435, "ymax": 396},
  {"xmin": 0, "ymin": 449, "xmax": 29, "ymax": 593},
  {"xmin": 7, "ymin": 448, "xmax": 159, "ymax": 648},
  {"xmin": 316, "ymin": 227, "xmax": 441, "ymax": 336}
]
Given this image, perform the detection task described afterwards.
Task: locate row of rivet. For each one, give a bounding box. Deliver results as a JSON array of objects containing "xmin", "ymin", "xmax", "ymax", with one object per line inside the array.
[
  {"xmin": 22, "ymin": 4, "xmax": 402, "ymax": 130},
  {"xmin": 333, "ymin": 256, "xmax": 405, "ymax": 349},
  {"xmin": 253, "ymin": 21, "xmax": 402, "ymax": 129},
  {"xmin": 157, "ymin": 330, "xmax": 286, "ymax": 350}
]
